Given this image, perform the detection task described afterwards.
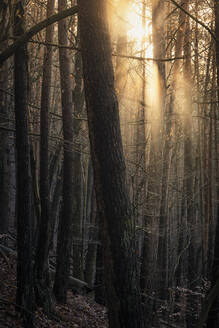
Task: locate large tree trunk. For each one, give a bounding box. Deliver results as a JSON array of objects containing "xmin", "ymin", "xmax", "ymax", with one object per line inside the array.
[
  {"xmin": 34, "ymin": 0, "xmax": 55, "ymax": 312},
  {"xmin": 13, "ymin": 1, "xmax": 34, "ymax": 326},
  {"xmin": 53, "ymin": 0, "xmax": 74, "ymax": 303},
  {"xmin": 78, "ymin": 1, "xmax": 144, "ymax": 327}
]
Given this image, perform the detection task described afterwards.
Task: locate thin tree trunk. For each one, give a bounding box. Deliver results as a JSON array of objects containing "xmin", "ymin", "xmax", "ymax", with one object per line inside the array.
[
  {"xmin": 157, "ymin": 0, "xmax": 187, "ymax": 299},
  {"xmin": 50, "ymin": 164, "xmax": 62, "ymax": 252},
  {"xmin": 53, "ymin": 0, "xmax": 74, "ymax": 303},
  {"xmin": 34, "ymin": 0, "xmax": 55, "ymax": 312},
  {"xmin": 0, "ymin": 44, "xmax": 10, "ymax": 234},
  {"xmin": 72, "ymin": 44, "xmax": 84, "ymax": 281},
  {"xmin": 141, "ymin": 1, "xmax": 166, "ymax": 320},
  {"xmin": 206, "ymin": 1, "xmax": 219, "ymax": 326},
  {"xmin": 85, "ymin": 184, "xmax": 98, "ymax": 289},
  {"xmin": 181, "ymin": 9, "xmax": 194, "ymax": 326}
]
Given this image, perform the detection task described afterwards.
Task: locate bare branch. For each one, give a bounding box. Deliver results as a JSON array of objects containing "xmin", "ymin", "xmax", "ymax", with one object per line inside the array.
[
  {"xmin": 0, "ymin": 5, "xmax": 78, "ymax": 65},
  {"xmin": 169, "ymin": 0, "xmax": 218, "ymax": 42}
]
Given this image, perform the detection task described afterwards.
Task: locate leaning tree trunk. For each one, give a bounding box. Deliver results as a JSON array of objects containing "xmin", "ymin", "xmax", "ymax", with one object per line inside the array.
[
  {"xmin": 34, "ymin": 0, "xmax": 55, "ymax": 312},
  {"xmin": 78, "ymin": 1, "xmax": 144, "ymax": 327},
  {"xmin": 13, "ymin": 1, "xmax": 34, "ymax": 326},
  {"xmin": 53, "ymin": 0, "xmax": 74, "ymax": 303}
]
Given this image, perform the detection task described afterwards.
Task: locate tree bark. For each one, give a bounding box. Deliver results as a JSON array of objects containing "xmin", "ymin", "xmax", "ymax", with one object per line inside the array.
[
  {"xmin": 53, "ymin": 0, "xmax": 74, "ymax": 303},
  {"xmin": 13, "ymin": 1, "xmax": 34, "ymax": 326},
  {"xmin": 78, "ymin": 1, "xmax": 144, "ymax": 327},
  {"xmin": 34, "ymin": 0, "xmax": 55, "ymax": 312}
]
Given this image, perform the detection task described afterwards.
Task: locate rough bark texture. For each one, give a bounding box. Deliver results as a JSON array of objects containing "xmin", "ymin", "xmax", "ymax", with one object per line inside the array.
[
  {"xmin": 13, "ymin": 1, "xmax": 34, "ymax": 326},
  {"xmin": 53, "ymin": 0, "xmax": 74, "ymax": 303},
  {"xmin": 78, "ymin": 1, "xmax": 144, "ymax": 327}
]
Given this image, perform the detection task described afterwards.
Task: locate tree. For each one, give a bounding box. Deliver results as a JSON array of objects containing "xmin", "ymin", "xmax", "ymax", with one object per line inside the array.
[
  {"xmin": 78, "ymin": 1, "xmax": 144, "ymax": 327},
  {"xmin": 205, "ymin": 1, "xmax": 219, "ymax": 326},
  {"xmin": 34, "ymin": 0, "xmax": 55, "ymax": 312},
  {"xmin": 141, "ymin": 0, "xmax": 166, "ymax": 315},
  {"xmin": 13, "ymin": 1, "xmax": 34, "ymax": 326},
  {"xmin": 1, "ymin": 1, "xmax": 219, "ymax": 327},
  {"xmin": 0, "ymin": 5, "xmax": 78, "ymax": 65},
  {"xmin": 54, "ymin": 0, "xmax": 74, "ymax": 303},
  {"xmin": 0, "ymin": 47, "xmax": 10, "ymax": 234},
  {"xmin": 72, "ymin": 37, "xmax": 84, "ymax": 281}
]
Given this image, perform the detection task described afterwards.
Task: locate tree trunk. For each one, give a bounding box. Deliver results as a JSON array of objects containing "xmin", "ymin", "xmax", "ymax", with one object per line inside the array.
[
  {"xmin": 72, "ymin": 43, "xmax": 84, "ymax": 281},
  {"xmin": 181, "ymin": 8, "xmax": 194, "ymax": 326},
  {"xmin": 85, "ymin": 178, "xmax": 98, "ymax": 289},
  {"xmin": 157, "ymin": 0, "xmax": 187, "ymax": 299},
  {"xmin": 0, "ymin": 45, "xmax": 10, "ymax": 234},
  {"xmin": 53, "ymin": 0, "xmax": 74, "ymax": 303},
  {"xmin": 34, "ymin": 0, "xmax": 55, "ymax": 312},
  {"xmin": 13, "ymin": 1, "xmax": 34, "ymax": 326},
  {"xmin": 78, "ymin": 1, "xmax": 144, "ymax": 327},
  {"xmin": 206, "ymin": 1, "xmax": 219, "ymax": 326}
]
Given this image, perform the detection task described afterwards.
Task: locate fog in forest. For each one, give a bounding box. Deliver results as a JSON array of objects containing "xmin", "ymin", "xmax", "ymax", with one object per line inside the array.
[{"xmin": 0, "ymin": 0, "xmax": 218, "ymax": 327}]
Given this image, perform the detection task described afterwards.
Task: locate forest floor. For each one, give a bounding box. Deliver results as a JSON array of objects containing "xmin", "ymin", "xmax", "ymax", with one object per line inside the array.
[{"xmin": 0, "ymin": 249, "xmax": 108, "ymax": 328}]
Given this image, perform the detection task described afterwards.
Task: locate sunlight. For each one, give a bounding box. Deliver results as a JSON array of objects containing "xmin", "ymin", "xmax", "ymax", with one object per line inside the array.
[
  {"xmin": 126, "ymin": 4, "xmax": 153, "ymax": 58},
  {"xmin": 127, "ymin": 10, "xmax": 145, "ymax": 41}
]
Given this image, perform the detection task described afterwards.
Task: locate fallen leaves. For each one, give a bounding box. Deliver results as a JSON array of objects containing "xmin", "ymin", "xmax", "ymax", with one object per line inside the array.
[{"xmin": 0, "ymin": 257, "xmax": 108, "ymax": 328}]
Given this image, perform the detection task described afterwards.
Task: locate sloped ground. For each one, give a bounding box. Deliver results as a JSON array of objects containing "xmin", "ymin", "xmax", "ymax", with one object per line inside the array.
[{"xmin": 0, "ymin": 254, "xmax": 108, "ymax": 328}]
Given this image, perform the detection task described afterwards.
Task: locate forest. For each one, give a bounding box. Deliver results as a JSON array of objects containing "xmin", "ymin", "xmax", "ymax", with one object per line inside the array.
[{"xmin": 0, "ymin": 0, "xmax": 219, "ymax": 327}]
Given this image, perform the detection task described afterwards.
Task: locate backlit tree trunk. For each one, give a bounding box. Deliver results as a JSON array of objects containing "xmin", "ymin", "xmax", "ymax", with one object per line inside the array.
[
  {"xmin": 141, "ymin": 0, "xmax": 166, "ymax": 314},
  {"xmin": 157, "ymin": 0, "xmax": 187, "ymax": 298},
  {"xmin": 78, "ymin": 1, "xmax": 144, "ymax": 327}
]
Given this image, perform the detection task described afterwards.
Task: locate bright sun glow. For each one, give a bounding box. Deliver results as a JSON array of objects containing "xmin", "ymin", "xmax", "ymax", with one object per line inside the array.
[{"xmin": 126, "ymin": 5, "xmax": 153, "ymax": 58}]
